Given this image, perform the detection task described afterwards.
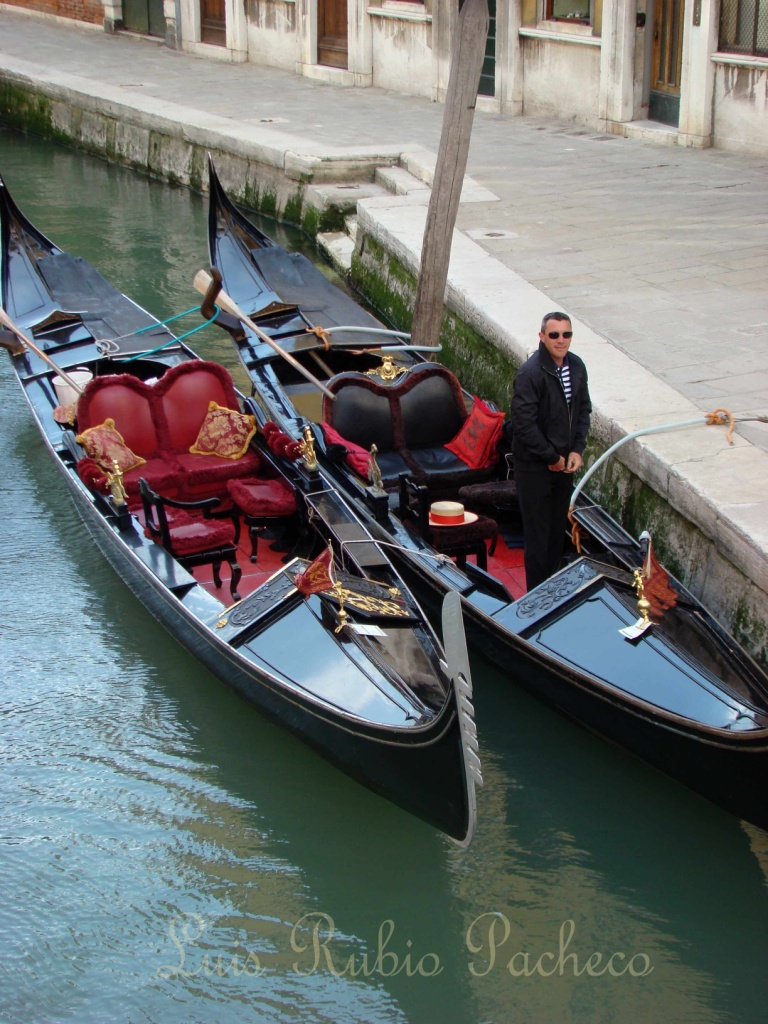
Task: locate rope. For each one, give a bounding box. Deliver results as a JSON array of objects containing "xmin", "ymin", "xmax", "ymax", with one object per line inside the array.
[
  {"xmin": 705, "ymin": 407, "xmax": 735, "ymax": 445},
  {"xmin": 120, "ymin": 306, "xmax": 221, "ymax": 363},
  {"xmin": 304, "ymin": 326, "xmax": 333, "ymax": 351},
  {"xmin": 569, "ymin": 406, "xmax": 736, "ymax": 511},
  {"xmin": 568, "ymin": 509, "xmax": 584, "ymax": 555}
]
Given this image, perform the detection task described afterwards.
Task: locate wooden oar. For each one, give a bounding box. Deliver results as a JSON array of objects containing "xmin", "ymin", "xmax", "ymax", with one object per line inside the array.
[
  {"xmin": 0, "ymin": 305, "xmax": 87, "ymax": 396},
  {"xmin": 193, "ymin": 269, "xmax": 336, "ymax": 401}
]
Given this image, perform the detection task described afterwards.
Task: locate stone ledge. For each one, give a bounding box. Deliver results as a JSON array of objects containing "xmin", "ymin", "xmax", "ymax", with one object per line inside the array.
[{"xmin": 0, "ymin": 57, "xmax": 403, "ymax": 184}]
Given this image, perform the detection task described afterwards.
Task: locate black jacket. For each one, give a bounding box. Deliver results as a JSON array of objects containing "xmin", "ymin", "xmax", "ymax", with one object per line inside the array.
[{"xmin": 510, "ymin": 341, "xmax": 591, "ymax": 467}]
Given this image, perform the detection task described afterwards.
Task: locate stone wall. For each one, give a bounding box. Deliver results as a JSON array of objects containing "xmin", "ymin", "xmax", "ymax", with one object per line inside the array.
[
  {"xmin": 712, "ymin": 62, "xmax": 768, "ymax": 157},
  {"xmin": 3, "ymin": 0, "xmax": 103, "ymax": 25}
]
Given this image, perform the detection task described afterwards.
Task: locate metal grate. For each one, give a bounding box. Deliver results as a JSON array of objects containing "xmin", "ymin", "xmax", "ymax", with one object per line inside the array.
[{"xmin": 719, "ymin": 0, "xmax": 768, "ymax": 57}]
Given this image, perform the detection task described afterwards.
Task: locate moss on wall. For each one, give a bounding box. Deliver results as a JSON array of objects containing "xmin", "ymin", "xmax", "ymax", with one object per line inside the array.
[
  {"xmin": 0, "ymin": 83, "xmax": 55, "ymax": 137},
  {"xmin": 352, "ymin": 234, "xmax": 515, "ymax": 408}
]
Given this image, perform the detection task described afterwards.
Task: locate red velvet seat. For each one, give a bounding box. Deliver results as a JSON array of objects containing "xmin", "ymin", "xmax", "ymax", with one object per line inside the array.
[
  {"xmin": 75, "ymin": 361, "xmax": 261, "ymax": 505},
  {"xmin": 227, "ymin": 476, "xmax": 298, "ymax": 563},
  {"xmin": 139, "ymin": 478, "xmax": 242, "ymax": 600}
]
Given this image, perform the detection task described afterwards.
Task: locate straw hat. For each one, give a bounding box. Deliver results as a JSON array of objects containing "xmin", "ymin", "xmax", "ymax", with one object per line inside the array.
[{"xmin": 428, "ymin": 500, "xmax": 478, "ymax": 527}]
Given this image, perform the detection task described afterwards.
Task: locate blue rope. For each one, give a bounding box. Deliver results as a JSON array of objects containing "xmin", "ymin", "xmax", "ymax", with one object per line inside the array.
[{"xmin": 123, "ymin": 305, "xmax": 220, "ymax": 362}]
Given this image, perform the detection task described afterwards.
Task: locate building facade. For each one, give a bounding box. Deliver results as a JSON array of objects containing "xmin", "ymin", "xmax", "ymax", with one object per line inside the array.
[{"xmin": 6, "ymin": 0, "xmax": 767, "ymax": 155}]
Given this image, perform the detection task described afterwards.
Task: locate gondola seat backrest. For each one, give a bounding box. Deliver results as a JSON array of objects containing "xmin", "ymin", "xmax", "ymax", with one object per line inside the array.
[
  {"xmin": 153, "ymin": 360, "xmax": 239, "ymax": 451},
  {"xmin": 75, "ymin": 361, "xmax": 261, "ymax": 505},
  {"xmin": 77, "ymin": 373, "xmax": 159, "ymax": 459},
  {"xmin": 322, "ymin": 363, "xmax": 497, "ymax": 491},
  {"xmin": 399, "ymin": 368, "xmax": 466, "ymax": 449}
]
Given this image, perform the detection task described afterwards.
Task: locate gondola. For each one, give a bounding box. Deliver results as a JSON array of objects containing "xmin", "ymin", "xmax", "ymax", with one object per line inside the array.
[
  {"xmin": 205, "ymin": 157, "xmax": 768, "ymax": 832},
  {"xmin": 0, "ymin": 172, "xmax": 483, "ymax": 846}
]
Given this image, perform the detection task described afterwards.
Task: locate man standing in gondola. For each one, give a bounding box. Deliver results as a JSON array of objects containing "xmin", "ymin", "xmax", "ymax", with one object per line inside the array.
[{"xmin": 510, "ymin": 311, "xmax": 592, "ymax": 592}]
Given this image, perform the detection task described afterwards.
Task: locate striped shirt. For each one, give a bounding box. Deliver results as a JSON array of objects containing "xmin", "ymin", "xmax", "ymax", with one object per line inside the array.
[{"xmin": 557, "ymin": 357, "xmax": 572, "ymax": 405}]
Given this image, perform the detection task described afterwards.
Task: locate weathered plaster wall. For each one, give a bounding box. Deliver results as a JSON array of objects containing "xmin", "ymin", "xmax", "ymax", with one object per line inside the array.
[
  {"xmin": 370, "ymin": 14, "xmax": 433, "ymax": 97},
  {"xmin": 522, "ymin": 37, "xmax": 601, "ymax": 122},
  {"xmin": 245, "ymin": 0, "xmax": 299, "ymax": 70},
  {"xmin": 712, "ymin": 63, "xmax": 768, "ymax": 157}
]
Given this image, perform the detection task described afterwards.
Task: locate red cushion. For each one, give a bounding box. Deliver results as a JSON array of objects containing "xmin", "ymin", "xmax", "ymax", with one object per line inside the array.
[
  {"xmin": 76, "ymin": 457, "xmax": 109, "ymax": 494},
  {"xmin": 123, "ymin": 457, "xmax": 182, "ymax": 500},
  {"xmin": 444, "ymin": 398, "xmax": 504, "ymax": 470},
  {"xmin": 154, "ymin": 361, "xmax": 240, "ymax": 451},
  {"xmin": 190, "ymin": 402, "xmax": 256, "ymax": 459},
  {"xmin": 76, "ymin": 418, "xmax": 147, "ymax": 474},
  {"xmin": 146, "ymin": 510, "xmax": 236, "ymax": 555},
  {"xmin": 321, "ymin": 422, "xmax": 371, "ymax": 477},
  {"xmin": 173, "ymin": 449, "xmax": 262, "ymax": 490},
  {"xmin": 76, "ymin": 375, "xmax": 158, "ymax": 457},
  {"xmin": 227, "ymin": 477, "xmax": 297, "ymax": 516}
]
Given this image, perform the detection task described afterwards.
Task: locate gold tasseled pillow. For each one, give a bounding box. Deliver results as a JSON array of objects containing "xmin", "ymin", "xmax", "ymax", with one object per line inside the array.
[
  {"xmin": 189, "ymin": 401, "xmax": 256, "ymax": 459},
  {"xmin": 76, "ymin": 418, "xmax": 146, "ymax": 473}
]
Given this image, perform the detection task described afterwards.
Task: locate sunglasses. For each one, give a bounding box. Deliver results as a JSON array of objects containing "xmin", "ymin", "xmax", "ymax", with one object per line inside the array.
[{"xmin": 546, "ymin": 331, "xmax": 573, "ymax": 340}]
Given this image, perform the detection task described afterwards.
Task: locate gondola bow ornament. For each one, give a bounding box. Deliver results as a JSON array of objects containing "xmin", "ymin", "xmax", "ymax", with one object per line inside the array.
[
  {"xmin": 295, "ymin": 545, "xmax": 349, "ymax": 633},
  {"xmin": 295, "ymin": 544, "xmax": 336, "ymax": 596},
  {"xmin": 641, "ymin": 533, "xmax": 678, "ymax": 620}
]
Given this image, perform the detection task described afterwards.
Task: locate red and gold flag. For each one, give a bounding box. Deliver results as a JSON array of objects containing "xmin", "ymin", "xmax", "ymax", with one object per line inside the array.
[
  {"xmin": 295, "ymin": 544, "xmax": 336, "ymax": 597},
  {"xmin": 643, "ymin": 538, "xmax": 678, "ymax": 620}
]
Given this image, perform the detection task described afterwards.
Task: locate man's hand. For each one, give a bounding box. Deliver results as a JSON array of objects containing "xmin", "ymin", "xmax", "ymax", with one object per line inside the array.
[
  {"xmin": 548, "ymin": 456, "xmax": 566, "ymax": 472},
  {"xmin": 565, "ymin": 452, "xmax": 583, "ymax": 474}
]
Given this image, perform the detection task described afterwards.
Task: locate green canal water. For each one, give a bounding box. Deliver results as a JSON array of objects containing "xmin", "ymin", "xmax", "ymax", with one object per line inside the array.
[{"xmin": 1, "ymin": 131, "xmax": 767, "ymax": 1024}]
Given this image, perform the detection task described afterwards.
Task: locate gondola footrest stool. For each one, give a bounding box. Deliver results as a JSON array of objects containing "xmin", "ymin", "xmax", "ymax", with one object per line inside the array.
[{"xmin": 227, "ymin": 477, "xmax": 298, "ymax": 563}]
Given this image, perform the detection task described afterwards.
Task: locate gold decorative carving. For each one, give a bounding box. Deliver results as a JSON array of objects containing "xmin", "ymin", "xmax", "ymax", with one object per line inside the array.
[
  {"xmin": 364, "ymin": 354, "xmax": 408, "ymax": 383},
  {"xmin": 334, "ymin": 588, "xmax": 410, "ymax": 618},
  {"xmin": 299, "ymin": 425, "xmax": 318, "ymax": 470},
  {"xmin": 368, "ymin": 444, "xmax": 384, "ymax": 492},
  {"xmin": 106, "ymin": 459, "xmax": 128, "ymax": 506}
]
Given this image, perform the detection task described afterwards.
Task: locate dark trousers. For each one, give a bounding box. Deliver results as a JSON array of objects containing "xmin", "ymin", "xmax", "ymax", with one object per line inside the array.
[{"xmin": 514, "ymin": 464, "xmax": 573, "ymax": 592}]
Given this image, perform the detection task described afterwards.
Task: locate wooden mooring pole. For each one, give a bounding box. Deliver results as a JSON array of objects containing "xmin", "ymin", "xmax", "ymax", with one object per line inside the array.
[{"xmin": 410, "ymin": 0, "xmax": 489, "ymax": 350}]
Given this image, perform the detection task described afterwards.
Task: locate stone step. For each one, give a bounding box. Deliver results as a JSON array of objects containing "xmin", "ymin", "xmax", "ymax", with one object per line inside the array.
[
  {"xmin": 375, "ymin": 165, "xmax": 430, "ymax": 196},
  {"xmin": 317, "ymin": 230, "xmax": 356, "ymax": 276},
  {"xmin": 304, "ymin": 181, "xmax": 390, "ymax": 221}
]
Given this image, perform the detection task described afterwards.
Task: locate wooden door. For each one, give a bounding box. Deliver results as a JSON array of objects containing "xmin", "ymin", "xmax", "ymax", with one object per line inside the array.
[
  {"xmin": 123, "ymin": 0, "xmax": 165, "ymax": 37},
  {"xmin": 318, "ymin": 0, "xmax": 348, "ymax": 69},
  {"xmin": 200, "ymin": 0, "xmax": 226, "ymax": 47},
  {"xmin": 478, "ymin": 0, "xmax": 496, "ymax": 97},
  {"xmin": 649, "ymin": 0, "xmax": 683, "ymax": 126}
]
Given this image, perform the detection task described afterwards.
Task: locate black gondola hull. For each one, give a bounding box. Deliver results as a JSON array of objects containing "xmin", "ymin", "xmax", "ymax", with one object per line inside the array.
[
  {"xmin": 0, "ymin": 172, "xmax": 480, "ymax": 845},
  {"xmin": 206, "ymin": 159, "xmax": 768, "ymax": 834}
]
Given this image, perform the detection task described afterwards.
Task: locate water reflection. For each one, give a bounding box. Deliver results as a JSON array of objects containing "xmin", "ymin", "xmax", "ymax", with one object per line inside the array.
[{"xmin": 2, "ymin": 131, "xmax": 768, "ymax": 1024}]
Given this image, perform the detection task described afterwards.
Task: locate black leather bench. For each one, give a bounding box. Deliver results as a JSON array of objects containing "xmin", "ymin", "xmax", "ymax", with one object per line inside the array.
[{"xmin": 322, "ymin": 363, "xmax": 498, "ymax": 492}]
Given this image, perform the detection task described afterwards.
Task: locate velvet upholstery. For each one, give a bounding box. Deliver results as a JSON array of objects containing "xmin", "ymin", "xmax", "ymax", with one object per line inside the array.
[
  {"xmin": 139, "ymin": 477, "xmax": 242, "ymax": 600},
  {"xmin": 445, "ymin": 398, "xmax": 505, "ymax": 469},
  {"xmin": 76, "ymin": 418, "xmax": 146, "ymax": 474},
  {"xmin": 227, "ymin": 476, "xmax": 298, "ymax": 563},
  {"xmin": 77, "ymin": 374, "xmax": 159, "ymax": 458},
  {"xmin": 190, "ymin": 402, "xmax": 256, "ymax": 459},
  {"xmin": 75, "ymin": 361, "xmax": 260, "ymax": 504},
  {"xmin": 227, "ymin": 477, "xmax": 298, "ymax": 517}
]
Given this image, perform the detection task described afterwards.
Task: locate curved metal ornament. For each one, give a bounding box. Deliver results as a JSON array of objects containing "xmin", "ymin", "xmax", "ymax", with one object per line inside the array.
[
  {"xmin": 329, "ymin": 586, "xmax": 411, "ymax": 619},
  {"xmin": 363, "ymin": 354, "xmax": 409, "ymax": 383},
  {"xmin": 515, "ymin": 560, "xmax": 599, "ymax": 618},
  {"xmin": 442, "ymin": 590, "xmax": 482, "ymax": 848}
]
